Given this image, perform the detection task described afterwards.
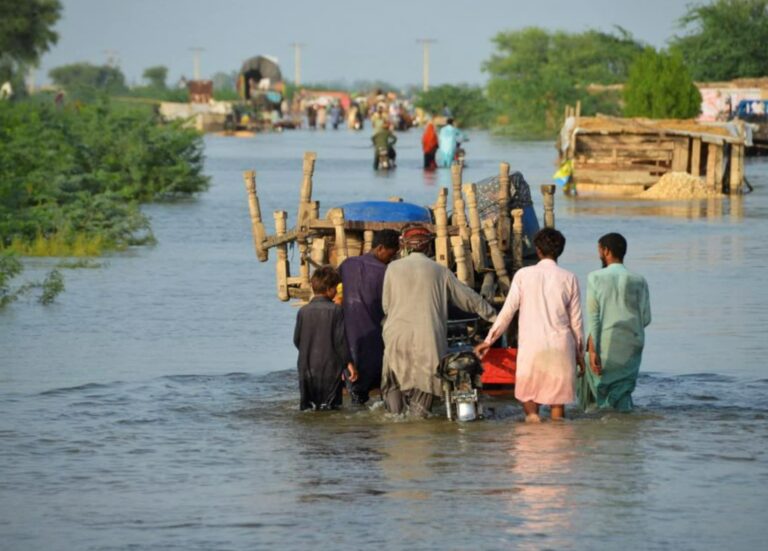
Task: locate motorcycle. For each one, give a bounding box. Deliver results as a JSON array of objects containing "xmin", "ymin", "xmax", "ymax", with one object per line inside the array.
[
  {"xmin": 437, "ymin": 319, "xmax": 484, "ymax": 421},
  {"xmin": 454, "ymin": 141, "xmax": 467, "ymax": 166},
  {"xmin": 376, "ymin": 146, "xmax": 391, "ymax": 170}
]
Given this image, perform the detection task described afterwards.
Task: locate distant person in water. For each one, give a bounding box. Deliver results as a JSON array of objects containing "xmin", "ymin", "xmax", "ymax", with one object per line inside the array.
[
  {"xmin": 339, "ymin": 229, "xmax": 400, "ymax": 405},
  {"xmin": 421, "ymin": 119, "xmax": 439, "ymax": 170},
  {"xmin": 293, "ymin": 266, "xmax": 357, "ymax": 411},
  {"xmin": 436, "ymin": 118, "xmax": 466, "ymax": 168},
  {"xmin": 577, "ymin": 233, "xmax": 651, "ymax": 412},
  {"xmin": 372, "ymin": 122, "xmax": 397, "ymax": 169},
  {"xmin": 476, "ymin": 228, "xmax": 584, "ymax": 422}
]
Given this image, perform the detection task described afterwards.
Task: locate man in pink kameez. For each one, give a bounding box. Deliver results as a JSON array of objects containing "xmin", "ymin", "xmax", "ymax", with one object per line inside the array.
[{"xmin": 476, "ymin": 228, "xmax": 585, "ymax": 422}]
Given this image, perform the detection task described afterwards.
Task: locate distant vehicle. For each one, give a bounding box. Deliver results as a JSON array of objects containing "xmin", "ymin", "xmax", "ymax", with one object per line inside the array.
[
  {"xmin": 229, "ymin": 55, "xmax": 291, "ymax": 132},
  {"xmin": 375, "ymin": 146, "xmax": 393, "ymax": 170},
  {"xmin": 732, "ymin": 99, "xmax": 768, "ymax": 155}
]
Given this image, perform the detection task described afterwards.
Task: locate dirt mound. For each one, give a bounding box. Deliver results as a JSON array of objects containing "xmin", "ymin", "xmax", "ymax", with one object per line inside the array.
[{"xmin": 639, "ymin": 172, "xmax": 722, "ymax": 199}]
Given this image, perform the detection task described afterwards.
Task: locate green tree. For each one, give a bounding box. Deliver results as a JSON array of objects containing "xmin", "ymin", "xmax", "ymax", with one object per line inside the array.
[
  {"xmin": 623, "ymin": 47, "xmax": 702, "ymax": 118},
  {"xmin": 49, "ymin": 62, "xmax": 128, "ymax": 100},
  {"xmin": 142, "ymin": 65, "xmax": 168, "ymax": 89},
  {"xmin": 0, "ymin": 99, "xmax": 208, "ymax": 254},
  {"xmin": 671, "ymin": 0, "xmax": 768, "ymax": 81},
  {"xmin": 484, "ymin": 27, "xmax": 644, "ymax": 137},
  {"xmin": 415, "ymin": 84, "xmax": 493, "ymax": 128},
  {"xmin": 0, "ymin": 0, "xmax": 61, "ymax": 88}
]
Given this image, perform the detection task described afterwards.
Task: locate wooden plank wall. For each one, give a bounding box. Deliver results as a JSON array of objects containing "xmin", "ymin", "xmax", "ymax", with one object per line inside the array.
[{"xmin": 572, "ymin": 134, "xmax": 688, "ymax": 191}]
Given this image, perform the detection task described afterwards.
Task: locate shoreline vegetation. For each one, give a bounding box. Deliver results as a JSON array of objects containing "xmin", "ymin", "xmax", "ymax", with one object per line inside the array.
[{"xmin": 0, "ymin": 96, "xmax": 209, "ymax": 306}]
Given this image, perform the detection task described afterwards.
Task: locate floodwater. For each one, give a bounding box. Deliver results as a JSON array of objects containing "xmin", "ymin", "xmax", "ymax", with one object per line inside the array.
[{"xmin": 1, "ymin": 130, "xmax": 767, "ymax": 550}]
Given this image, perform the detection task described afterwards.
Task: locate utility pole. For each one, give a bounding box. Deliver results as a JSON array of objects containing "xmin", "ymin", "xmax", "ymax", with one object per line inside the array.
[
  {"xmin": 416, "ymin": 39, "xmax": 436, "ymax": 92},
  {"xmin": 189, "ymin": 47, "xmax": 205, "ymax": 80},
  {"xmin": 102, "ymin": 49, "xmax": 119, "ymax": 68},
  {"xmin": 290, "ymin": 42, "xmax": 305, "ymax": 87}
]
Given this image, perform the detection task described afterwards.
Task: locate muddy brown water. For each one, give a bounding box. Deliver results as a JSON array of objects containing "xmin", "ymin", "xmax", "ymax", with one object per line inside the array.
[{"xmin": 1, "ymin": 130, "xmax": 767, "ymax": 550}]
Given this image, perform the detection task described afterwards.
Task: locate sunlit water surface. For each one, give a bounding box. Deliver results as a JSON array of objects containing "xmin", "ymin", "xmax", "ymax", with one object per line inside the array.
[{"xmin": 2, "ymin": 131, "xmax": 767, "ymax": 550}]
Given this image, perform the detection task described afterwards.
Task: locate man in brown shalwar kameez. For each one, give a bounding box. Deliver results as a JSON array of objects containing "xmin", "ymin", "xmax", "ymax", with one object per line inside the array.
[{"xmin": 380, "ymin": 225, "xmax": 497, "ymax": 417}]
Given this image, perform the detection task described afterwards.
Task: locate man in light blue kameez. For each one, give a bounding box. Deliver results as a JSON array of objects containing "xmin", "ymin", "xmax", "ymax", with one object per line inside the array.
[
  {"xmin": 436, "ymin": 118, "xmax": 466, "ymax": 168},
  {"xmin": 578, "ymin": 233, "xmax": 651, "ymax": 412}
]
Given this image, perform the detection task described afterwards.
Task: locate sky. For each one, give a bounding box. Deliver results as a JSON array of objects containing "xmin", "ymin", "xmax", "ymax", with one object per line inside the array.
[{"xmin": 37, "ymin": 0, "xmax": 698, "ymax": 89}]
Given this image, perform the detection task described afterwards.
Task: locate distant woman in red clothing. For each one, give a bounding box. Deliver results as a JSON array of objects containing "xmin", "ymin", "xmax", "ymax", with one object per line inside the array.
[{"xmin": 421, "ymin": 120, "xmax": 439, "ymax": 170}]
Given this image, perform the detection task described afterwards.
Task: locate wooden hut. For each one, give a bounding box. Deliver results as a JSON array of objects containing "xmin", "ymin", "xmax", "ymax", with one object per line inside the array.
[
  {"xmin": 559, "ymin": 111, "xmax": 747, "ymax": 195},
  {"xmin": 243, "ymin": 152, "xmax": 556, "ymax": 306}
]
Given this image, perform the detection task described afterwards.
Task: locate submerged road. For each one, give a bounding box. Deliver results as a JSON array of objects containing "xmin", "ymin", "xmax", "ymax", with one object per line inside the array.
[{"xmin": 1, "ymin": 130, "xmax": 766, "ymax": 549}]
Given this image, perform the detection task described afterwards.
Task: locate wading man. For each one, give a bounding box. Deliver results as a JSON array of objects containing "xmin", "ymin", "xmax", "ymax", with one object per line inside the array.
[
  {"xmin": 339, "ymin": 229, "xmax": 400, "ymax": 405},
  {"xmin": 380, "ymin": 225, "xmax": 496, "ymax": 417},
  {"xmin": 578, "ymin": 233, "xmax": 651, "ymax": 412},
  {"xmin": 476, "ymin": 228, "xmax": 584, "ymax": 422}
]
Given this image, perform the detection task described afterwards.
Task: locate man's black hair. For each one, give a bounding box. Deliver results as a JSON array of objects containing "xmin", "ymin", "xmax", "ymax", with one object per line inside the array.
[
  {"xmin": 533, "ymin": 228, "xmax": 566, "ymax": 259},
  {"xmin": 372, "ymin": 229, "xmax": 400, "ymax": 250},
  {"xmin": 446, "ymin": 117, "xmax": 454, "ymax": 125},
  {"xmin": 311, "ymin": 265, "xmax": 341, "ymax": 294},
  {"xmin": 598, "ymin": 232, "xmax": 627, "ymax": 261}
]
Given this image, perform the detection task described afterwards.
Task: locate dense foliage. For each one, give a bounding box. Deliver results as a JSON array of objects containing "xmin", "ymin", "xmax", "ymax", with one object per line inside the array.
[
  {"xmin": 0, "ymin": 0, "xmax": 61, "ymax": 85},
  {"xmin": 623, "ymin": 48, "xmax": 702, "ymax": 118},
  {"xmin": 142, "ymin": 65, "xmax": 168, "ymax": 89},
  {"xmin": 671, "ymin": 0, "xmax": 768, "ymax": 81},
  {"xmin": 0, "ymin": 99, "xmax": 209, "ymax": 256},
  {"xmin": 415, "ymin": 84, "xmax": 493, "ymax": 128},
  {"xmin": 484, "ymin": 27, "xmax": 644, "ymax": 137},
  {"xmin": 49, "ymin": 62, "xmax": 128, "ymax": 101}
]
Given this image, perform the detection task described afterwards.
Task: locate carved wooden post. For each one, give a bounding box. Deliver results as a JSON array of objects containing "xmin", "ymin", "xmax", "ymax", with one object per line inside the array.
[
  {"xmin": 497, "ymin": 162, "xmax": 512, "ymax": 252},
  {"xmin": 243, "ymin": 170, "xmax": 268, "ymax": 262},
  {"xmin": 310, "ymin": 237, "xmax": 326, "ymax": 266},
  {"xmin": 297, "ymin": 235, "xmax": 310, "ymax": 289},
  {"xmin": 298, "ymin": 151, "xmax": 317, "ymax": 230},
  {"xmin": 433, "ymin": 189, "xmax": 451, "ymax": 267},
  {"xmin": 331, "ymin": 208, "xmax": 348, "ymax": 264},
  {"xmin": 451, "ymin": 236, "xmax": 471, "ymax": 286},
  {"xmin": 451, "ymin": 162, "xmax": 463, "ymax": 210},
  {"xmin": 450, "ymin": 165, "xmax": 470, "ymax": 245},
  {"xmin": 482, "ymin": 219, "xmax": 510, "ymax": 293},
  {"xmin": 541, "ymin": 184, "xmax": 556, "ymax": 228},
  {"xmin": 363, "ymin": 230, "xmax": 374, "ymax": 253},
  {"xmin": 273, "ymin": 210, "xmax": 290, "ymax": 301},
  {"xmin": 463, "ymin": 182, "xmax": 486, "ymax": 271},
  {"xmin": 511, "ymin": 208, "xmax": 524, "ymax": 271}
]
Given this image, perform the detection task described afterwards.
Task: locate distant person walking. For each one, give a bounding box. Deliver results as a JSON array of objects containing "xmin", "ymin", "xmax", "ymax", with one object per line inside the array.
[
  {"xmin": 421, "ymin": 119, "xmax": 439, "ymax": 170},
  {"xmin": 578, "ymin": 233, "xmax": 651, "ymax": 412},
  {"xmin": 436, "ymin": 118, "xmax": 466, "ymax": 168},
  {"xmin": 476, "ymin": 228, "xmax": 584, "ymax": 422}
]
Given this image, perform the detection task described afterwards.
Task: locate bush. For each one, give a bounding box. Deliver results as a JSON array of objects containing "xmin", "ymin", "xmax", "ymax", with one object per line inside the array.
[
  {"xmin": 415, "ymin": 84, "xmax": 493, "ymax": 128},
  {"xmin": 623, "ymin": 48, "xmax": 702, "ymax": 118},
  {"xmin": 0, "ymin": 98, "xmax": 209, "ymax": 254}
]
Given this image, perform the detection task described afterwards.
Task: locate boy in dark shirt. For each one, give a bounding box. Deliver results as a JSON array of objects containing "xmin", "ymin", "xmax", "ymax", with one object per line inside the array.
[{"xmin": 293, "ymin": 266, "xmax": 357, "ymax": 410}]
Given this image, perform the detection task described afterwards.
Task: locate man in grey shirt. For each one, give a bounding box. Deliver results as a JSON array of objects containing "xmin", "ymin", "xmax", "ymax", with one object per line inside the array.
[{"xmin": 381, "ymin": 225, "xmax": 497, "ymax": 417}]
